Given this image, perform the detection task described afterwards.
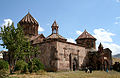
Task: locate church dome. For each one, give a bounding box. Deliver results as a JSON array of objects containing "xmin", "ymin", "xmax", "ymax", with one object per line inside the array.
[
  {"xmin": 76, "ymin": 30, "xmax": 96, "ymax": 49},
  {"xmin": 18, "ymin": 12, "xmax": 39, "ymax": 36},
  {"xmin": 76, "ymin": 30, "xmax": 96, "ymax": 40},
  {"xmin": 19, "ymin": 12, "xmax": 39, "ymax": 26}
]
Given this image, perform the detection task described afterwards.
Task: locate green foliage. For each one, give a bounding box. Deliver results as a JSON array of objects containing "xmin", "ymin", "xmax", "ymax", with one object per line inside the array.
[
  {"xmin": 33, "ymin": 58, "xmax": 44, "ymax": 70},
  {"xmin": 0, "ymin": 23, "xmax": 28, "ymax": 74},
  {"xmin": 0, "ymin": 23, "xmax": 39, "ymax": 74},
  {"xmin": 28, "ymin": 58, "xmax": 44, "ymax": 73},
  {"xmin": 0, "ymin": 60, "xmax": 9, "ymax": 70},
  {"xmin": 0, "ymin": 69, "xmax": 9, "ymax": 78},
  {"xmin": 15, "ymin": 60, "xmax": 28, "ymax": 73},
  {"xmin": 0, "ymin": 60, "xmax": 9, "ymax": 77}
]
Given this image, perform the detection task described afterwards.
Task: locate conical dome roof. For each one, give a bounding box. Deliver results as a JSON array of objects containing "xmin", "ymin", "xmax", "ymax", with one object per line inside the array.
[
  {"xmin": 19, "ymin": 12, "xmax": 39, "ymax": 25},
  {"xmin": 76, "ymin": 30, "xmax": 96, "ymax": 40}
]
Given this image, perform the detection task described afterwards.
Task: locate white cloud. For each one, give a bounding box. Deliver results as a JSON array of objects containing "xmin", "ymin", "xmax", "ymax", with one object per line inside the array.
[
  {"xmin": 70, "ymin": 28, "xmax": 120, "ymax": 55},
  {"xmin": 93, "ymin": 28, "xmax": 120, "ymax": 55},
  {"xmin": 67, "ymin": 38, "xmax": 76, "ymax": 43},
  {"xmin": 76, "ymin": 30, "xmax": 82, "ymax": 35},
  {"xmin": 116, "ymin": 16, "xmax": 120, "ymax": 19},
  {"xmin": 116, "ymin": 0, "xmax": 120, "ymax": 2},
  {"xmin": 38, "ymin": 25, "xmax": 44, "ymax": 32},
  {"xmin": 115, "ymin": 17, "xmax": 120, "ymax": 25},
  {"xmin": 115, "ymin": 22, "xmax": 119, "ymax": 24},
  {"xmin": 102, "ymin": 43, "xmax": 120, "ymax": 55},
  {"xmin": 93, "ymin": 28, "xmax": 115, "ymax": 43},
  {"xmin": 1, "ymin": 19, "xmax": 13, "ymax": 27}
]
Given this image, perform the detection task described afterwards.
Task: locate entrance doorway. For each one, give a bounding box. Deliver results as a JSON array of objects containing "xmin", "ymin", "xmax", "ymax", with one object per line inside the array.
[
  {"xmin": 69, "ymin": 54, "xmax": 79, "ymax": 71},
  {"xmin": 73, "ymin": 57, "xmax": 78, "ymax": 71},
  {"xmin": 104, "ymin": 60, "xmax": 109, "ymax": 71}
]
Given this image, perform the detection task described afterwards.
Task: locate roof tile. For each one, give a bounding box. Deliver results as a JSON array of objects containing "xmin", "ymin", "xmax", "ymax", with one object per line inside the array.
[
  {"xmin": 76, "ymin": 30, "xmax": 96, "ymax": 40},
  {"xmin": 19, "ymin": 12, "xmax": 39, "ymax": 25}
]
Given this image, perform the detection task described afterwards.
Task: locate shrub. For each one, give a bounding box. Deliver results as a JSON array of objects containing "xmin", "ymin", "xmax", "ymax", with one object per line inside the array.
[
  {"xmin": 0, "ymin": 69, "xmax": 9, "ymax": 78},
  {"xmin": 0, "ymin": 60, "xmax": 9, "ymax": 70},
  {"xmin": 15, "ymin": 60, "xmax": 28, "ymax": 73},
  {"xmin": 28, "ymin": 58, "xmax": 44, "ymax": 73},
  {"xmin": 33, "ymin": 58, "xmax": 44, "ymax": 70}
]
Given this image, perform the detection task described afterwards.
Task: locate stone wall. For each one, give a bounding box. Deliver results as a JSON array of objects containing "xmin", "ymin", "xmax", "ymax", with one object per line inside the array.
[
  {"xmin": 36, "ymin": 41, "xmax": 58, "ymax": 71},
  {"xmin": 36, "ymin": 41, "xmax": 89, "ymax": 71},
  {"xmin": 56, "ymin": 41, "xmax": 87, "ymax": 71},
  {"xmin": 76, "ymin": 39, "xmax": 96, "ymax": 49},
  {"xmin": 20, "ymin": 23, "xmax": 38, "ymax": 36},
  {"xmin": 103, "ymin": 48, "xmax": 112, "ymax": 70}
]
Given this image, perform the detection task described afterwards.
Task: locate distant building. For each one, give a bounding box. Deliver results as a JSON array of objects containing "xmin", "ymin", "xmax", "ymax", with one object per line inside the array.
[
  {"xmin": 4, "ymin": 12, "xmax": 113, "ymax": 71},
  {"xmin": 0, "ymin": 51, "xmax": 3, "ymax": 59},
  {"xmin": 0, "ymin": 50, "xmax": 8, "ymax": 60}
]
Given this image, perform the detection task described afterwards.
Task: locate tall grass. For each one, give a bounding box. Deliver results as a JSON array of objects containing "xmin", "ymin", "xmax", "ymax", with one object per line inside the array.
[{"xmin": 9, "ymin": 71, "xmax": 120, "ymax": 78}]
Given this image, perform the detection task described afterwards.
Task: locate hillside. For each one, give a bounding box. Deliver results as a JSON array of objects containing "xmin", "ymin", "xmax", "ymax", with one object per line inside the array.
[{"xmin": 113, "ymin": 54, "xmax": 120, "ymax": 58}]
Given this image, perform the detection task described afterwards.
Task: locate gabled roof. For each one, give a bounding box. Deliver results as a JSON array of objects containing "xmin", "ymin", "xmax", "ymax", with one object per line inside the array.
[
  {"xmin": 30, "ymin": 34, "xmax": 45, "ymax": 44},
  {"xmin": 19, "ymin": 12, "xmax": 39, "ymax": 25},
  {"xmin": 46, "ymin": 33, "xmax": 66, "ymax": 40},
  {"xmin": 30, "ymin": 34, "xmax": 45, "ymax": 41},
  {"xmin": 104, "ymin": 48, "xmax": 112, "ymax": 53},
  {"xmin": 76, "ymin": 30, "xmax": 96, "ymax": 40}
]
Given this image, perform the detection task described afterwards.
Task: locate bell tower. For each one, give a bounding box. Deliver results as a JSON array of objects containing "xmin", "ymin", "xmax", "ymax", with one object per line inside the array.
[
  {"xmin": 52, "ymin": 20, "xmax": 59, "ymax": 34},
  {"xmin": 98, "ymin": 43, "xmax": 104, "ymax": 53},
  {"xmin": 45, "ymin": 20, "xmax": 67, "ymax": 42}
]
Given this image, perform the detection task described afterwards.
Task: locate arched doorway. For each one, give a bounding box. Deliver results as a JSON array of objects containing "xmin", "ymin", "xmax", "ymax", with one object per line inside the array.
[
  {"xmin": 69, "ymin": 54, "xmax": 79, "ymax": 71},
  {"xmin": 69, "ymin": 54, "xmax": 72, "ymax": 70},
  {"xmin": 73, "ymin": 57, "xmax": 78, "ymax": 71},
  {"xmin": 104, "ymin": 60, "xmax": 109, "ymax": 71}
]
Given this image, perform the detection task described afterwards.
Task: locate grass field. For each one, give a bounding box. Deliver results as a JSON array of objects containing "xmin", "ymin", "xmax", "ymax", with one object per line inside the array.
[
  {"xmin": 9, "ymin": 70, "xmax": 120, "ymax": 78},
  {"xmin": 8, "ymin": 58, "xmax": 120, "ymax": 78},
  {"xmin": 113, "ymin": 57, "xmax": 120, "ymax": 64}
]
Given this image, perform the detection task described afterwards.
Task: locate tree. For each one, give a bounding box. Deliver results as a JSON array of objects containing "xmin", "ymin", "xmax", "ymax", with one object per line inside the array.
[
  {"xmin": 0, "ymin": 60, "xmax": 9, "ymax": 70},
  {"xmin": 28, "ymin": 58, "xmax": 44, "ymax": 73},
  {"xmin": 15, "ymin": 60, "xmax": 28, "ymax": 73},
  {"xmin": 0, "ymin": 23, "xmax": 38, "ymax": 74}
]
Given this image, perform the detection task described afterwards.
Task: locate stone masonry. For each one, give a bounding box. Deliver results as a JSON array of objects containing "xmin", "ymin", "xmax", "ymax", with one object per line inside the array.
[{"xmin": 3, "ymin": 12, "xmax": 112, "ymax": 71}]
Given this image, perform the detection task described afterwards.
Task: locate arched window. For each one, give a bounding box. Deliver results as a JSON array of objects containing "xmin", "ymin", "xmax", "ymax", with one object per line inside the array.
[
  {"xmin": 91, "ymin": 41, "xmax": 94, "ymax": 47},
  {"xmin": 53, "ymin": 29, "xmax": 57, "ymax": 33}
]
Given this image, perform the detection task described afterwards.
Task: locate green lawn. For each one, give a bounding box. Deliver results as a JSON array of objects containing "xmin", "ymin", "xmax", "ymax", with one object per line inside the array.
[{"xmin": 9, "ymin": 70, "xmax": 120, "ymax": 78}]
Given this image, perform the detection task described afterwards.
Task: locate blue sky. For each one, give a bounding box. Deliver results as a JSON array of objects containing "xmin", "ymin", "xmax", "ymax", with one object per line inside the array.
[{"xmin": 0, "ymin": 0, "xmax": 120, "ymax": 55}]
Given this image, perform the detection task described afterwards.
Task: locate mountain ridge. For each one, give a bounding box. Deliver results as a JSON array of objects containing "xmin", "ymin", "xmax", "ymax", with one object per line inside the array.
[{"xmin": 113, "ymin": 54, "xmax": 120, "ymax": 58}]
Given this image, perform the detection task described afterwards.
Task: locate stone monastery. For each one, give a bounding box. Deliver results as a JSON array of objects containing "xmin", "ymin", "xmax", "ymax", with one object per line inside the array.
[{"xmin": 18, "ymin": 12, "xmax": 112, "ymax": 71}]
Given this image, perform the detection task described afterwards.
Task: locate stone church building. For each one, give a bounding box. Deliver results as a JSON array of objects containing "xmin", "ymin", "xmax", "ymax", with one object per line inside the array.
[{"xmin": 17, "ymin": 12, "xmax": 112, "ymax": 71}]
